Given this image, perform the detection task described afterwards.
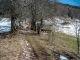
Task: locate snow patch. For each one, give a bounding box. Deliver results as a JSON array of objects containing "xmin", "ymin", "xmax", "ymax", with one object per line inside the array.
[
  {"xmin": 0, "ymin": 18, "xmax": 11, "ymax": 33},
  {"xmin": 53, "ymin": 17, "xmax": 80, "ymax": 36},
  {"xmin": 43, "ymin": 18, "xmax": 53, "ymax": 25},
  {"xmin": 60, "ymin": 55, "xmax": 68, "ymax": 60}
]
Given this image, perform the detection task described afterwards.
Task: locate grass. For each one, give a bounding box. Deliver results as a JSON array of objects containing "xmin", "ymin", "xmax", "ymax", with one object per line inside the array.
[
  {"xmin": 50, "ymin": 32, "xmax": 79, "ymax": 59},
  {"xmin": 0, "ymin": 30, "xmax": 78, "ymax": 60},
  {"xmin": 26, "ymin": 32, "xmax": 79, "ymax": 59},
  {"xmin": 0, "ymin": 34, "xmax": 22, "ymax": 60},
  {"xmin": 55, "ymin": 32, "xmax": 78, "ymax": 52},
  {"xmin": 26, "ymin": 35, "xmax": 55, "ymax": 60}
]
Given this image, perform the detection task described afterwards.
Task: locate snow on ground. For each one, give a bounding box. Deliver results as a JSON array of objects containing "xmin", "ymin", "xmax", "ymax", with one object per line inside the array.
[
  {"xmin": 0, "ymin": 17, "xmax": 29, "ymax": 33},
  {"xmin": 43, "ymin": 17, "xmax": 80, "ymax": 36},
  {"xmin": 43, "ymin": 18, "xmax": 53, "ymax": 25},
  {"xmin": 54, "ymin": 17, "xmax": 80, "ymax": 36},
  {"xmin": 0, "ymin": 17, "xmax": 79, "ymax": 36},
  {"xmin": 53, "ymin": 17, "xmax": 77, "ymax": 36},
  {"xmin": 0, "ymin": 17, "xmax": 11, "ymax": 33},
  {"xmin": 57, "ymin": 24, "xmax": 76, "ymax": 36},
  {"xmin": 60, "ymin": 55, "xmax": 68, "ymax": 60},
  {"xmin": 0, "ymin": 18, "xmax": 11, "ymax": 26}
]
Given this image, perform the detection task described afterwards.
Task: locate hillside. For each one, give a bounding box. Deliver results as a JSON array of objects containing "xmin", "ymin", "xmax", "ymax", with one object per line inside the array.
[
  {"xmin": 44, "ymin": 2, "xmax": 80, "ymax": 19},
  {"xmin": 56, "ymin": 2, "xmax": 80, "ymax": 19}
]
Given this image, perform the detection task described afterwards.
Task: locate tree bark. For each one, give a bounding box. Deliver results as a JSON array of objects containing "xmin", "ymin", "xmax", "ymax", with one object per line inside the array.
[
  {"xmin": 31, "ymin": 21, "xmax": 36, "ymax": 31},
  {"xmin": 10, "ymin": 16, "xmax": 16, "ymax": 33}
]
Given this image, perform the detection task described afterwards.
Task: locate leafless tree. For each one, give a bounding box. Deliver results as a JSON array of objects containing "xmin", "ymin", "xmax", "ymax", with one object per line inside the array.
[
  {"xmin": 1, "ymin": 0, "xmax": 19, "ymax": 33},
  {"xmin": 27, "ymin": 0, "xmax": 58, "ymax": 31},
  {"xmin": 1, "ymin": 0, "xmax": 27, "ymax": 32},
  {"xmin": 0, "ymin": 0, "xmax": 58, "ymax": 33}
]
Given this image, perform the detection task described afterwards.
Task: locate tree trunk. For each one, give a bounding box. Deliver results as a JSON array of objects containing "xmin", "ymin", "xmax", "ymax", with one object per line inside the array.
[
  {"xmin": 10, "ymin": 16, "xmax": 16, "ymax": 33},
  {"xmin": 40, "ymin": 19, "xmax": 43, "ymax": 28},
  {"xmin": 31, "ymin": 21, "xmax": 36, "ymax": 31}
]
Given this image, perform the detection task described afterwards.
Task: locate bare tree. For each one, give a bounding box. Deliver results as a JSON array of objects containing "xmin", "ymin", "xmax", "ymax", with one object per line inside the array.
[
  {"xmin": 2, "ymin": 0, "xmax": 26, "ymax": 32},
  {"xmin": 2, "ymin": 0, "xmax": 18, "ymax": 33},
  {"xmin": 1, "ymin": 0, "xmax": 58, "ymax": 33},
  {"xmin": 26, "ymin": 0, "xmax": 53, "ymax": 31}
]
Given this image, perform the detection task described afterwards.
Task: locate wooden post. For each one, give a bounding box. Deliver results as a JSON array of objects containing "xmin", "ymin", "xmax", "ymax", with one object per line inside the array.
[{"xmin": 48, "ymin": 25, "xmax": 52, "ymax": 41}]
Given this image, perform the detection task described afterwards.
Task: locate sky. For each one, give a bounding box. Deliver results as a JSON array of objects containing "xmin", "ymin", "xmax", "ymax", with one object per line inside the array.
[{"xmin": 58, "ymin": 0, "xmax": 80, "ymax": 6}]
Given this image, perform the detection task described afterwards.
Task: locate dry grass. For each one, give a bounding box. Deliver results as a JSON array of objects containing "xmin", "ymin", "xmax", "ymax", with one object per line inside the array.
[
  {"xmin": 0, "ymin": 34, "xmax": 22, "ymax": 60},
  {"xmin": 0, "ymin": 31, "xmax": 79, "ymax": 60},
  {"xmin": 55, "ymin": 32, "xmax": 78, "ymax": 52},
  {"xmin": 41, "ymin": 32, "xmax": 79, "ymax": 59},
  {"xmin": 26, "ymin": 35, "xmax": 55, "ymax": 60},
  {"xmin": 26, "ymin": 31, "xmax": 79, "ymax": 59}
]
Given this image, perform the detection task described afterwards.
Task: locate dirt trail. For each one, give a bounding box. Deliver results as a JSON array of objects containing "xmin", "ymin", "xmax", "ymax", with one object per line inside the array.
[
  {"xmin": 0, "ymin": 29, "xmax": 38, "ymax": 60},
  {"xmin": 18, "ymin": 31, "xmax": 38, "ymax": 60}
]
